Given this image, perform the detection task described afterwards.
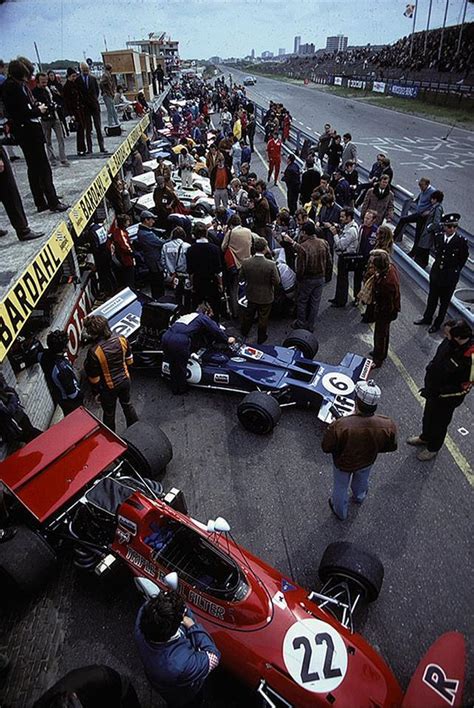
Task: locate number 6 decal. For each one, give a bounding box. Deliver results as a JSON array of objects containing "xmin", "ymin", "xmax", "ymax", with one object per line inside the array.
[
  {"xmin": 322, "ymin": 372, "xmax": 355, "ymax": 396},
  {"xmin": 283, "ymin": 619, "xmax": 348, "ymax": 693}
]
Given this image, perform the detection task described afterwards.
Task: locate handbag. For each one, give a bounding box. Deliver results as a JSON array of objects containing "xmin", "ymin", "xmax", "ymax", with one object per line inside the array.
[
  {"xmin": 68, "ymin": 118, "xmax": 78, "ymax": 133},
  {"xmin": 340, "ymin": 253, "xmax": 365, "ymax": 272},
  {"xmin": 223, "ymin": 229, "xmax": 238, "ymax": 274},
  {"xmin": 358, "ymin": 273, "xmax": 375, "ymax": 305}
]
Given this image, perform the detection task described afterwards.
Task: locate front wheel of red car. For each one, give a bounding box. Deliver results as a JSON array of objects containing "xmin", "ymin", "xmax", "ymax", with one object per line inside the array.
[
  {"xmin": 0, "ymin": 525, "xmax": 57, "ymax": 599},
  {"xmin": 318, "ymin": 541, "xmax": 384, "ymax": 602},
  {"xmin": 237, "ymin": 391, "xmax": 281, "ymax": 434},
  {"xmin": 120, "ymin": 423, "xmax": 173, "ymax": 479}
]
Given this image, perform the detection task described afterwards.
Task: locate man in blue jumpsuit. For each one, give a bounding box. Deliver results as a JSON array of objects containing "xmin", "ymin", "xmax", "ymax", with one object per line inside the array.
[
  {"xmin": 135, "ymin": 589, "xmax": 220, "ymax": 707},
  {"xmin": 162, "ymin": 305, "xmax": 235, "ymax": 394}
]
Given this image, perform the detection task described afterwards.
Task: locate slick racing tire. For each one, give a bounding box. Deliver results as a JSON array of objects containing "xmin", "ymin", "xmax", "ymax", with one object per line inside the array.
[
  {"xmin": 237, "ymin": 391, "xmax": 281, "ymax": 434},
  {"xmin": 121, "ymin": 423, "xmax": 173, "ymax": 479},
  {"xmin": 0, "ymin": 525, "xmax": 57, "ymax": 598},
  {"xmin": 283, "ymin": 330, "xmax": 319, "ymax": 359},
  {"xmin": 318, "ymin": 541, "xmax": 384, "ymax": 602}
]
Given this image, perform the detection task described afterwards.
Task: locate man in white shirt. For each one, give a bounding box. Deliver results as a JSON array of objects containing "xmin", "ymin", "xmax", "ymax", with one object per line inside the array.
[{"xmin": 329, "ymin": 207, "xmax": 359, "ymax": 308}]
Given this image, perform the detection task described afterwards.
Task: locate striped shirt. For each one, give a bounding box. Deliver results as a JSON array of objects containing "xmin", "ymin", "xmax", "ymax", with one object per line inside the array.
[{"xmin": 85, "ymin": 335, "xmax": 133, "ymax": 390}]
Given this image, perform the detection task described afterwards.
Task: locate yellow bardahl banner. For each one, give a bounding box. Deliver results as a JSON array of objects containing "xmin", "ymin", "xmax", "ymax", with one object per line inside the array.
[
  {"xmin": 0, "ymin": 222, "xmax": 74, "ymax": 361},
  {"xmin": 107, "ymin": 137, "xmax": 133, "ymax": 177},
  {"xmin": 69, "ymin": 165, "xmax": 112, "ymax": 237}
]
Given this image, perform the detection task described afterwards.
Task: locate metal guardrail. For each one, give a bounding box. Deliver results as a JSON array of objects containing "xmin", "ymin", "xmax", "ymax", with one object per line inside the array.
[{"xmin": 251, "ymin": 100, "xmax": 473, "ymax": 324}]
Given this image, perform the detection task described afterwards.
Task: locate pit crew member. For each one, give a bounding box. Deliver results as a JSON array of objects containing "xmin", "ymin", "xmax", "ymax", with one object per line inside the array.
[
  {"xmin": 135, "ymin": 589, "xmax": 220, "ymax": 707},
  {"xmin": 162, "ymin": 304, "xmax": 235, "ymax": 395},
  {"xmin": 322, "ymin": 380, "xmax": 398, "ymax": 521}
]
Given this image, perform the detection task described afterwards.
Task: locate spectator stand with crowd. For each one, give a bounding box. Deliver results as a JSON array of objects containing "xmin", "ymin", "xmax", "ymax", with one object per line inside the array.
[{"xmin": 248, "ymin": 22, "xmax": 474, "ymax": 85}]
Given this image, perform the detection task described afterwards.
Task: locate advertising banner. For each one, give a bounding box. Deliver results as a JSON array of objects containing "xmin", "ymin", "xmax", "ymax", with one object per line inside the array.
[
  {"xmin": 69, "ymin": 165, "xmax": 112, "ymax": 237},
  {"xmin": 389, "ymin": 84, "xmax": 419, "ymax": 99},
  {"xmin": 372, "ymin": 81, "xmax": 386, "ymax": 93},
  {"xmin": 0, "ymin": 222, "xmax": 74, "ymax": 360},
  {"xmin": 334, "ymin": 76, "xmax": 343, "ymax": 86}
]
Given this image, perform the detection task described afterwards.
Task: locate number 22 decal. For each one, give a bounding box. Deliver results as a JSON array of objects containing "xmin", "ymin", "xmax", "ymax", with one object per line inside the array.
[
  {"xmin": 283, "ymin": 619, "xmax": 348, "ymax": 693},
  {"xmin": 293, "ymin": 632, "xmax": 342, "ymax": 683}
]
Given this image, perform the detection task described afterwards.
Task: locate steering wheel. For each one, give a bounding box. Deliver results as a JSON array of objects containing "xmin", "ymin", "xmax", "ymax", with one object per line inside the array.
[{"xmin": 228, "ymin": 338, "xmax": 244, "ymax": 355}]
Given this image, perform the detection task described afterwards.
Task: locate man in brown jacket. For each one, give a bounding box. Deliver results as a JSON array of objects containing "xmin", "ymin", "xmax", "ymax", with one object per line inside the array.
[
  {"xmin": 100, "ymin": 63, "xmax": 119, "ymax": 128},
  {"xmin": 321, "ymin": 380, "xmax": 397, "ymax": 520},
  {"xmin": 283, "ymin": 222, "xmax": 332, "ymax": 331},
  {"xmin": 360, "ymin": 175, "xmax": 394, "ymax": 226},
  {"xmin": 240, "ymin": 239, "xmax": 280, "ymax": 344}
]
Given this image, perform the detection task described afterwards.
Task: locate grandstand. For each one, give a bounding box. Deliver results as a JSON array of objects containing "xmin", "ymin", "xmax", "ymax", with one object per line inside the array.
[{"xmin": 251, "ymin": 23, "xmax": 474, "ymax": 85}]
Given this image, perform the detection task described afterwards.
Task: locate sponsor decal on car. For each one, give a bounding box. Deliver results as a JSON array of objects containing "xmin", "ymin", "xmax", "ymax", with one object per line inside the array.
[
  {"xmin": 118, "ymin": 515, "xmax": 138, "ymax": 536},
  {"xmin": 242, "ymin": 346, "xmax": 263, "ymax": 360},
  {"xmin": 112, "ymin": 312, "xmax": 141, "ymax": 338},
  {"xmin": 214, "ymin": 373, "xmax": 230, "ymax": 384},
  {"xmin": 321, "ymin": 372, "xmax": 355, "ymax": 396},
  {"xmin": 188, "ymin": 589, "xmax": 225, "ymax": 620},
  {"xmin": 125, "ymin": 547, "xmax": 157, "ymax": 578},
  {"xmin": 360, "ymin": 357, "xmax": 372, "ymax": 381}
]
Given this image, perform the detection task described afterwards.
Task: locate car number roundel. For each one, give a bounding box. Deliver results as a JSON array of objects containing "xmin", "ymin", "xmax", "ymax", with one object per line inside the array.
[
  {"xmin": 321, "ymin": 372, "xmax": 355, "ymax": 396},
  {"xmin": 283, "ymin": 619, "xmax": 348, "ymax": 693}
]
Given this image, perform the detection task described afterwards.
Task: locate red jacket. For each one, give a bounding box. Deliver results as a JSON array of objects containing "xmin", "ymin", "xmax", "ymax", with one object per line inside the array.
[{"xmin": 267, "ymin": 137, "xmax": 282, "ymax": 161}]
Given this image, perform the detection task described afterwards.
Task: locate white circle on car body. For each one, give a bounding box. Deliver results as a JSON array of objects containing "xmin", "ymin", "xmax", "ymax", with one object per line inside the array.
[
  {"xmin": 321, "ymin": 372, "xmax": 355, "ymax": 396},
  {"xmin": 283, "ymin": 618, "xmax": 348, "ymax": 693}
]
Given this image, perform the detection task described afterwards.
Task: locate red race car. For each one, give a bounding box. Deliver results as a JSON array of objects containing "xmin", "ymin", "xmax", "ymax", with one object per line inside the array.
[{"xmin": 0, "ymin": 409, "xmax": 466, "ymax": 707}]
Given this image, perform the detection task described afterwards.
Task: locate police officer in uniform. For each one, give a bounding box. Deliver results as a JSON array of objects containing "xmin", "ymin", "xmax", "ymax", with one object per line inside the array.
[
  {"xmin": 162, "ymin": 304, "xmax": 235, "ymax": 394},
  {"xmin": 414, "ymin": 213, "xmax": 469, "ymax": 333},
  {"xmin": 407, "ymin": 319, "xmax": 473, "ymax": 461}
]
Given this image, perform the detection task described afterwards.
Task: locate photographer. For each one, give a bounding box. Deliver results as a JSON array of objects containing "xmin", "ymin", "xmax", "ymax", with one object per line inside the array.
[
  {"xmin": 2, "ymin": 59, "xmax": 68, "ymax": 213},
  {"xmin": 33, "ymin": 72, "xmax": 70, "ymax": 167}
]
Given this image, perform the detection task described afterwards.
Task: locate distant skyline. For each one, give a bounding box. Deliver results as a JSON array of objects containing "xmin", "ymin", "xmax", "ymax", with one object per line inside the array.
[{"xmin": 0, "ymin": 0, "xmax": 472, "ymax": 63}]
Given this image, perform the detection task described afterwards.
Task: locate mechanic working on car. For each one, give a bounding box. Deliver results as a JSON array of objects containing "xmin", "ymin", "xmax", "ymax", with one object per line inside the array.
[
  {"xmin": 321, "ymin": 380, "xmax": 398, "ymax": 521},
  {"xmin": 135, "ymin": 589, "xmax": 220, "ymax": 707},
  {"xmin": 83, "ymin": 315, "xmax": 139, "ymax": 432},
  {"xmin": 162, "ymin": 303, "xmax": 235, "ymax": 395}
]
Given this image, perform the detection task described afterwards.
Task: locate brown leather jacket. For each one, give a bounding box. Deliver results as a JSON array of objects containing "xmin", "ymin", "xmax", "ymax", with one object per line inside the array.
[
  {"xmin": 321, "ymin": 412, "xmax": 398, "ymax": 472},
  {"xmin": 293, "ymin": 235, "xmax": 332, "ymax": 281}
]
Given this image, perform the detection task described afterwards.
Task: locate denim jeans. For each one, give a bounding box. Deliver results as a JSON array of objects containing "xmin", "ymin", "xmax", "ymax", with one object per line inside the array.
[
  {"xmin": 103, "ymin": 94, "xmax": 120, "ymax": 127},
  {"xmin": 332, "ymin": 464, "xmax": 372, "ymax": 520}
]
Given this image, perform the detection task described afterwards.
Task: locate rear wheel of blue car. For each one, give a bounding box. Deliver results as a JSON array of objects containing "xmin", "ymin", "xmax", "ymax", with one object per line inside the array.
[
  {"xmin": 237, "ymin": 392, "xmax": 281, "ymax": 434},
  {"xmin": 283, "ymin": 330, "xmax": 319, "ymax": 359}
]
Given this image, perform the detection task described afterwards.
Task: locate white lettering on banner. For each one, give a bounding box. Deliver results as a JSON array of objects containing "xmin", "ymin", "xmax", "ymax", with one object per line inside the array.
[
  {"xmin": 65, "ymin": 275, "xmax": 97, "ymax": 361},
  {"xmin": 348, "ymin": 80, "xmax": 365, "ymax": 89},
  {"xmin": 334, "ymin": 76, "xmax": 342, "ymax": 86}
]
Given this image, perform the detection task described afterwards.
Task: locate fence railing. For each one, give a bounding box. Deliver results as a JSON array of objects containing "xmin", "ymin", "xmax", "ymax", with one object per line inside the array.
[{"xmin": 252, "ymin": 101, "xmax": 473, "ymax": 324}]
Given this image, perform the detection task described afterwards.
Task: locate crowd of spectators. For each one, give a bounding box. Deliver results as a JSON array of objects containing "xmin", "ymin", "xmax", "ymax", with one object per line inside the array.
[
  {"xmin": 0, "ymin": 69, "xmax": 472, "ymax": 707},
  {"xmin": 254, "ymin": 22, "xmax": 474, "ymax": 82}
]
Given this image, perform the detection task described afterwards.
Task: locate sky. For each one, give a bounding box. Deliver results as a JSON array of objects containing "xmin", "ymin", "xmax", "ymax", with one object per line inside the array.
[{"xmin": 0, "ymin": 0, "xmax": 472, "ymax": 63}]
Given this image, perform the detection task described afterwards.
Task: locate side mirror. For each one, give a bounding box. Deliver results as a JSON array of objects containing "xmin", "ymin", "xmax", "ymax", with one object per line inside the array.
[
  {"xmin": 135, "ymin": 576, "xmax": 160, "ymax": 600},
  {"xmin": 164, "ymin": 572, "xmax": 178, "ymax": 591},
  {"xmin": 207, "ymin": 517, "xmax": 231, "ymax": 533}
]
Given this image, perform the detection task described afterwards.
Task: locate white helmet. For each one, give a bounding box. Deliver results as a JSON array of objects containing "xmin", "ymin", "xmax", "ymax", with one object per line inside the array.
[{"xmin": 355, "ymin": 379, "xmax": 381, "ymax": 407}]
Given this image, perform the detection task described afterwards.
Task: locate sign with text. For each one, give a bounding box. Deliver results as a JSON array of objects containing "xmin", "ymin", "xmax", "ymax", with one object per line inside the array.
[
  {"xmin": 107, "ymin": 138, "xmax": 133, "ymax": 177},
  {"xmin": 389, "ymin": 84, "xmax": 419, "ymax": 99},
  {"xmin": 69, "ymin": 165, "xmax": 112, "ymax": 237},
  {"xmin": 0, "ymin": 222, "xmax": 74, "ymax": 361},
  {"xmin": 334, "ymin": 76, "xmax": 343, "ymax": 86},
  {"xmin": 348, "ymin": 79, "xmax": 366, "ymax": 89},
  {"xmin": 372, "ymin": 81, "xmax": 386, "ymax": 93},
  {"xmin": 65, "ymin": 274, "xmax": 98, "ymax": 362}
]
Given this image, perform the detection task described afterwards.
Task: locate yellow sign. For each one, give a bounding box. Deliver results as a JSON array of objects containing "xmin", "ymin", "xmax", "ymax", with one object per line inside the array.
[
  {"xmin": 108, "ymin": 137, "xmax": 133, "ymax": 177},
  {"xmin": 0, "ymin": 222, "xmax": 74, "ymax": 361},
  {"xmin": 69, "ymin": 165, "xmax": 112, "ymax": 237}
]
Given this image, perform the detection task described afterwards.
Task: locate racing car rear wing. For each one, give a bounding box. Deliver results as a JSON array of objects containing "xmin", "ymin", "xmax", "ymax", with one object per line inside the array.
[{"xmin": 0, "ymin": 407, "xmax": 127, "ymax": 524}]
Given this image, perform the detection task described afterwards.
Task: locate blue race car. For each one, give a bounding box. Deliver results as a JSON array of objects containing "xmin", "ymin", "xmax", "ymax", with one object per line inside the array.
[{"xmin": 90, "ymin": 289, "xmax": 373, "ymax": 434}]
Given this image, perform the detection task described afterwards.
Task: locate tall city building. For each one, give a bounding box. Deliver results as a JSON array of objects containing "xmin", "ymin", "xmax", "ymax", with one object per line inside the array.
[
  {"xmin": 251, "ymin": 48, "xmax": 255, "ymax": 58},
  {"xmin": 278, "ymin": 48, "xmax": 286, "ymax": 56},
  {"xmin": 294, "ymin": 36, "xmax": 301, "ymax": 54},
  {"xmin": 326, "ymin": 35, "xmax": 348, "ymax": 52}
]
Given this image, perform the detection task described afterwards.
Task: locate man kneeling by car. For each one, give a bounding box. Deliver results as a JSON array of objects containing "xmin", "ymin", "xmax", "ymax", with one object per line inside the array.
[{"xmin": 135, "ymin": 589, "xmax": 220, "ymax": 707}]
